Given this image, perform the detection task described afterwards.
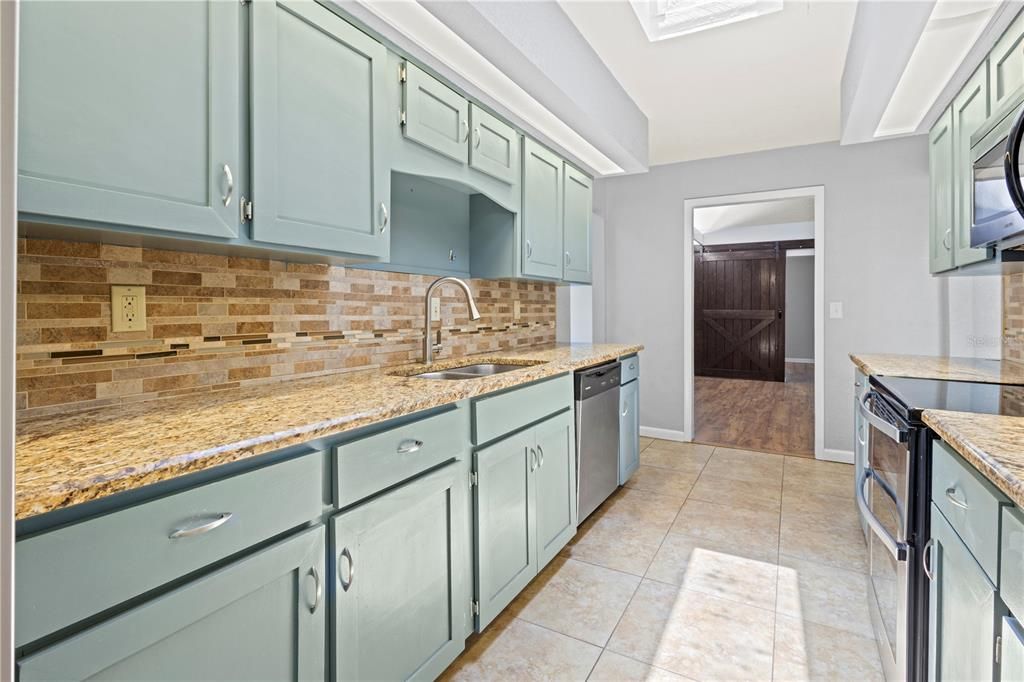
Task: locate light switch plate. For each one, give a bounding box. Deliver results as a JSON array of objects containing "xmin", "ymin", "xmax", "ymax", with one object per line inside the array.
[
  {"xmin": 431, "ymin": 298, "xmax": 441, "ymax": 322},
  {"xmin": 111, "ymin": 285, "xmax": 147, "ymax": 332},
  {"xmin": 829, "ymin": 301, "xmax": 843, "ymax": 319}
]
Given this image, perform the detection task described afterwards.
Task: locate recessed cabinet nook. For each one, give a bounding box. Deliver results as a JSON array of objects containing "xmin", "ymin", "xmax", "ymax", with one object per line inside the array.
[{"xmin": 17, "ymin": 0, "xmax": 593, "ymax": 284}]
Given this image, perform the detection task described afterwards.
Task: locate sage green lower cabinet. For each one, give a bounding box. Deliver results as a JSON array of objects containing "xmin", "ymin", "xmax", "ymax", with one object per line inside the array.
[
  {"xmin": 18, "ymin": 525, "xmax": 326, "ymax": 682},
  {"xmin": 473, "ymin": 409, "xmax": 577, "ymax": 630},
  {"xmin": 331, "ymin": 462, "xmax": 469, "ymax": 682},
  {"xmin": 928, "ymin": 504, "xmax": 997, "ymax": 682},
  {"xmin": 250, "ymin": 0, "xmax": 390, "ymax": 257},
  {"xmin": 533, "ymin": 411, "xmax": 577, "ymax": 568},
  {"xmin": 1002, "ymin": 616, "xmax": 1024, "ymax": 681},
  {"xmin": 473, "ymin": 429, "xmax": 537, "ymax": 630},
  {"xmin": 619, "ymin": 378, "xmax": 639, "ymax": 485}
]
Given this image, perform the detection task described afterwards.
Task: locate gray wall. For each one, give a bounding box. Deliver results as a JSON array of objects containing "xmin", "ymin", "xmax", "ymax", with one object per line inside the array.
[
  {"xmin": 596, "ymin": 137, "xmax": 944, "ymax": 454},
  {"xmin": 785, "ymin": 255, "xmax": 815, "ymax": 361}
]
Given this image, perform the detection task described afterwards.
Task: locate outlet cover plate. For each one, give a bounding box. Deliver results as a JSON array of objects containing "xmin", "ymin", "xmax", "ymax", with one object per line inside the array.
[{"xmin": 111, "ymin": 285, "xmax": 147, "ymax": 332}]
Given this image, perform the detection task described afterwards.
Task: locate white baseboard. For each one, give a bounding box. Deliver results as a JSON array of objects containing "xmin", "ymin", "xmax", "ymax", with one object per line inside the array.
[
  {"xmin": 819, "ymin": 448, "xmax": 854, "ymax": 464},
  {"xmin": 639, "ymin": 426, "xmax": 690, "ymax": 442},
  {"xmin": 785, "ymin": 357, "xmax": 814, "ymax": 364}
]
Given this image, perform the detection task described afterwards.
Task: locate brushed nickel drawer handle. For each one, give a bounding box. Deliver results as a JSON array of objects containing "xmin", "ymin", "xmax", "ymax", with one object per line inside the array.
[
  {"xmin": 309, "ymin": 566, "xmax": 322, "ymax": 613},
  {"xmin": 169, "ymin": 512, "xmax": 232, "ymax": 539},
  {"xmin": 629, "ymin": 362, "xmax": 636, "ymax": 370},
  {"xmin": 397, "ymin": 439, "xmax": 423, "ymax": 455},
  {"xmin": 339, "ymin": 547, "xmax": 354, "ymax": 592},
  {"xmin": 473, "ymin": 127, "xmax": 481, "ymax": 148},
  {"xmin": 945, "ymin": 487, "xmax": 969, "ymax": 509},
  {"xmin": 461, "ymin": 119, "xmax": 469, "ymax": 142}
]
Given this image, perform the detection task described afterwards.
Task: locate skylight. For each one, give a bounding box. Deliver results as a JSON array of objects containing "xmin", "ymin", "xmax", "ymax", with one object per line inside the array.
[{"xmin": 628, "ymin": 0, "xmax": 784, "ymax": 41}]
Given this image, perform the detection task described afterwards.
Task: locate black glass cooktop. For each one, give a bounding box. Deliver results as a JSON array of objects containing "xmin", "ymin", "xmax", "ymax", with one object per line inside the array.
[{"xmin": 871, "ymin": 375, "xmax": 1024, "ymax": 423}]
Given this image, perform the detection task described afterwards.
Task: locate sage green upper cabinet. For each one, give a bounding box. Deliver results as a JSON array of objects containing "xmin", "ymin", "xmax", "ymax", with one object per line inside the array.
[
  {"xmin": 927, "ymin": 505, "xmax": 996, "ymax": 682},
  {"xmin": 929, "ymin": 107, "xmax": 956, "ymax": 274},
  {"xmin": 473, "ymin": 429, "xmax": 536, "ymax": 630},
  {"xmin": 989, "ymin": 9, "xmax": 1024, "ymax": 114},
  {"xmin": 469, "ymin": 104, "xmax": 520, "ymax": 185},
  {"xmin": 563, "ymin": 164, "xmax": 593, "ymax": 283},
  {"xmin": 18, "ymin": 526, "xmax": 326, "ymax": 682},
  {"xmin": 251, "ymin": 0, "xmax": 389, "ymax": 258},
  {"xmin": 402, "ymin": 61, "xmax": 470, "ymax": 164},
  {"xmin": 522, "ymin": 138, "xmax": 565, "ymax": 280},
  {"xmin": 18, "ymin": 1, "xmax": 241, "ymax": 239},
  {"xmin": 953, "ymin": 64, "xmax": 992, "ymax": 268},
  {"xmin": 533, "ymin": 411, "xmax": 577, "ymax": 568},
  {"xmin": 331, "ymin": 462, "xmax": 468, "ymax": 682}
]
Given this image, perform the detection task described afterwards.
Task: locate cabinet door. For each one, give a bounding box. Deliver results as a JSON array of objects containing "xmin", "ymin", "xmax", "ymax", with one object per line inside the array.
[
  {"xmin": 619, "ymin": 380, "xmax": 640, "ymax": 485},
  {"xmin": 534, "ymin": 411, "xmax": 577, "ymax": 568},
  {"xmin": 928, "ymin": 505, "xmax": 996, "ymax": 682},
  {"xmin": 989, "ymin": 10, "xmax": 1024, "ymax": 114},
  {"xmin": 469, "ymin": 104, "xmax": 519, "ymax": 184},
  {"xmin": 473, "ymin": 432, "xmax": 536, "ymax": 630},
  {"xmin": 251, "ymin": 0, "xmax": 389, "ymax": 257},
  {"xmin": 403, "ymin": 62, "xmax": 470, "ymax": 164},
  {"xmin": 953, "ymin": 64, "xmax": 992, "ymax": 268},
  {"xmin": 331, "ymin": 463, "xmax": 468, "ymax": 682},
  {"xmin": 18, "ymin": 526, "xmax": 326, "ymax": 682},
  {"xmin": 18, "ymin": 1, "xmax": 240, "ymax": 238},
  {"xmin": 929, "ymin": 107, "xmax": 956, "ymax": 274},
  {"xmin": 1003, "ymin": 616, "xmax": 1024, "ymax": 682},
  {"xmin": 522, "ymin": 138, "xmax": 565, "ymax": 280},
  {"xmin": 563, "ymin": 164, "xmax": 593, "ymax": 283}
]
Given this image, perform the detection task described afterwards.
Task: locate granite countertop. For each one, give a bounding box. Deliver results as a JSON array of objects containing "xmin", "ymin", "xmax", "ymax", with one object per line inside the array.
[
  {"xmin": 16, "ymin": 343, "xmax": 642, "ymax": 520},
  {"xmin": 923, "ymin": 410, "xmax": 1024, "ymax": 509},
  {"xmin": 850, "ymin": 353, "xmax": 1024, "ymax": 384}
]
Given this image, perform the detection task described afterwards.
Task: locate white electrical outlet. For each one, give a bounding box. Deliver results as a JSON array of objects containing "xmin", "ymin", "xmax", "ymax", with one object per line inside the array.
[
  {"xmin": 829, "ymin": 301, "xmax": 844, "ymax": 319},
  {"xmin": 513, "ymin": 300, "xmax": 522, "ymax": 320},
  {"xmin": 111, "ymin": 285, "xmax": 147, "ymax": 332},
  {"xmin": 431, "ymin": 297, "xmax": 441, "ymax": 322}
]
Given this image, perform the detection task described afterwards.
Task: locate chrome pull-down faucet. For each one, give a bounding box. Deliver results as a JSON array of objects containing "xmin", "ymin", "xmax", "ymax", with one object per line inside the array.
[{"xmin": 423, "ymin": 277, "xmax": 481, "ymax": 365}]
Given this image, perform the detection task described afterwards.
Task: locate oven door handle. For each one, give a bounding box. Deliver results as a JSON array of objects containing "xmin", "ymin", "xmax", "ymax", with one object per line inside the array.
[
  {"xmin": 857, "ymin": 469, "xmax": 908, "ymax": 562},
  {"xmin": 858, "ymin": 391, "xmax": 908, "ymax": 444}
]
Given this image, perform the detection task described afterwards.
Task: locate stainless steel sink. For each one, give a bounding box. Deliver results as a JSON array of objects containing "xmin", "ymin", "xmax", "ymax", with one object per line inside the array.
[{"xmin": 411, "ymin": 363, "xmax": 529, "ymax": 380}]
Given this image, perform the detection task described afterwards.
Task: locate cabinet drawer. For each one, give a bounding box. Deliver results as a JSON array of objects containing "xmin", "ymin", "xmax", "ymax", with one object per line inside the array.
[
  {"xmin": 472, "ymin": 374, "xmax": 572, "ymax": 445},
  {"xmin": 16, "ymin": 453, "xmax": 322, "ymax": 647},
  {"xmin": 1002, "ymin": 506, "xmax": 1024, "ymax": 616},
  {"xmin": 335, "ymin": 405, "xmax": 469, "ymax": 508},
  {"xmin": 621, "ymin": 354, "xmax": 640, "ymax": 384},
  {"xmin": 932, "ymin": 439, "xmax": 1007, "ymax": 582}
]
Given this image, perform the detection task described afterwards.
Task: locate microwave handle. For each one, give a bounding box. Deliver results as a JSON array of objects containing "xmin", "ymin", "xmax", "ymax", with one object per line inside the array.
[
  {"xmin": 1004, "ymin": 104, "xmax": 1024, "ymax": 217},
  {"xmin": 857, "ymin": 469, "xmax": 908, "ymax": 561},
  {"xmin": 858, "ymin": 391, "xmax": 908, "ymax": 443}
]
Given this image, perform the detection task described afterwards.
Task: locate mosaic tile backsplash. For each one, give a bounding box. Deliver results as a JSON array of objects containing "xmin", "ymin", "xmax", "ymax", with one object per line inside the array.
[{"xmin": 16, "ymin": 238, "xmax": 556, "ymax": 417}]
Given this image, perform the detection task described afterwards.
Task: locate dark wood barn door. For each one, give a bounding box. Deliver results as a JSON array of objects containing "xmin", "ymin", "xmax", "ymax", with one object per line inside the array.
[{"xmin": 695, "ymin": 241, "xmax": 786, "ymax": 382}]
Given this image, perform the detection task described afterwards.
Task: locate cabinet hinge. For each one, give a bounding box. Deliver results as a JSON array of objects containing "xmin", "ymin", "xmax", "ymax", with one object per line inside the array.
[
  {"xmin": 239, "ymin": 0, "xmax": 250, "ymax": 5},
  {"xmin": 400, "ymin": 111, "xmax": 407, "ymax": 127},
  {"xmin": 470, "ymin": 471, "xmax": 478, "ymax": 487},
  {"xmin": 399, "ymin": 65, "xmax": 407, "ymax": 83},
  {"xmin": 996, "ymin": 635, "xmax": 1002, "ymax": 664},
  {"xmin": 472, "ymin": 600, "xmax": 480, "ymax": 616},
  {"xmin": 240, "ymin": 198, "xmax": 253, "ymax": 223}
]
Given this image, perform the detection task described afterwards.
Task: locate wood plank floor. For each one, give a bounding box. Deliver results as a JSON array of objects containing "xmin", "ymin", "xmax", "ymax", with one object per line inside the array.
[{"xmin": 694, "ymin": 362, "xmax": 814, "ymax": 457}]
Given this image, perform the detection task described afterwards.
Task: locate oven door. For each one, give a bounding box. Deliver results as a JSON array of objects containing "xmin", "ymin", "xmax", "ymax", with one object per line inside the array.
[{"xmin": 857, "ymin": 390, "xmax": 911, "ymax": 682}]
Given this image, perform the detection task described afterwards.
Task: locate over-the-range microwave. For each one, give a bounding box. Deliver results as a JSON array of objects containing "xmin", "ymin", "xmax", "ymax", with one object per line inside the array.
[{"xmin": 971, "ymin": 94, "xmax": 1024, "ymax": 247}]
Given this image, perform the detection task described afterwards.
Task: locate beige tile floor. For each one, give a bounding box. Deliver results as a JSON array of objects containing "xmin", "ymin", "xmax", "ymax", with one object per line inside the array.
[{"xmin": 442, "ymin": 438, "xmax": 883, "ymax": 682}]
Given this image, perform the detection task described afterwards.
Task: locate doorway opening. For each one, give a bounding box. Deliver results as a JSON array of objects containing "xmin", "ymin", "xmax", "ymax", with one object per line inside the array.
[{"xmin": 683, "ymin": 187, "xmax": 824, "ymax": 459}]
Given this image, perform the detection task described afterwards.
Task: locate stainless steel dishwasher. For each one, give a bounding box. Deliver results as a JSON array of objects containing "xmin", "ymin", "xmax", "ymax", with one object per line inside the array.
[{"xmin": 575, "ymin": 361, "xmax": 621, "ymax": 522}]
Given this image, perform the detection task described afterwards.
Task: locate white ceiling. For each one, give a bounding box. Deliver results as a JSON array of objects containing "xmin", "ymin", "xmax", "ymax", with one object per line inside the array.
[
  {"xmin": 559, "ymin": 0, "xmax": 858, "ymax": 166},
  {"xmin": 694, "ymin": 196, "xmax": 814, "ymax": 233}
]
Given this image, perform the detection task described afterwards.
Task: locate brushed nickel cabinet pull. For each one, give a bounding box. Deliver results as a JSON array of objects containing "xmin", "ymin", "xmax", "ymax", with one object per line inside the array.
[
  {"xmin": 339, "ymin": 547, "xmax": 354, "ymax": 591},
  {"xmin": 945, "ymin": 486, "xmax": 969, "ymax": 509},
  {"xmin": 169, "ymin": 512, "xmax": 232, "ymax": 539},
  {"xmin": 397, "ymin": 439, "xmax": 423, "ymax": 455},
  {"xmin": 222, "ymin": 164, "xmax": 234, "ymax": 207},
  {"xmin": 309, "ymin": 566, "xmax": 322, "ymax": 613}
]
